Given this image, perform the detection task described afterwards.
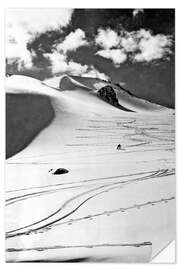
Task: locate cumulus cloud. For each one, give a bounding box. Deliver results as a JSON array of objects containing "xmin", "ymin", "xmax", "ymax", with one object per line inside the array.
[
  {"xmin": 121, "ymin": 33, "xmax": 138, "ymax": 52},
  {"xmin": 45, "ymin": 28, "xmax": 90, "ymax": 75},
  {"xmin": 37, "ymin": 26, "xmax": 108, "ymax": 78},
  {"xmin": 95, "ymin": 28, "xmax": 120, "ymax": 49},
  {"xmin": 62, "ymin": 61, "xmax": 89, "ymax": 76},
  {"xmin": 45, "ymin": 51, "xmax": 88, "ymax": 75},
  {"xmin": 94, "ymin": 27, "xmax": 172, "ymax": 65},
  {"xmin": 43, "ymin": 27, "xmax": 91, "ymax": 76},
  {"xmin": 6, "ymin": 9, "xmax": 173, "ymax": 76},
  {"xmin": 133, "ymin": 29, "xmax": 172, "ymax": 62},
  {"xmin": 82, "ymin": 66, "xmax": 109, "ymax": 81},
  {"xmin": 57, "ymin": 29, "xmax": 88, "ymax": 53},
  {"xmin": 46, "ymin": 50, "xmax": 109, "ymax": 80},
  {"xmin": 6, "ymin": 9, "xmax": 73, "ymax": 33},
  {"xmin": 121, "ymin": 29, "xmax": 172, "ymax": 62},
  {"xmin": 6, "ymin": 23, "xmax": 33, "ymax": 69},
  {"xmin": 95, "ymin": 28, "xmax": 127, "ymax": 66},
  {"xmin": 96, "ymin": 49, "xmax": 127, "ymax": 66},
  {"xmin": 6, "ymin": 9, "xmax": 73, "ymax": 69}
]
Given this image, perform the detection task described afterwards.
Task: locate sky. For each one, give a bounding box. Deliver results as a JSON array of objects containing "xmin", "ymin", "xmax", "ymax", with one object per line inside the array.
[{"xmin": 6, "ymin": 9, "xmax": 175, "ymax": 107}]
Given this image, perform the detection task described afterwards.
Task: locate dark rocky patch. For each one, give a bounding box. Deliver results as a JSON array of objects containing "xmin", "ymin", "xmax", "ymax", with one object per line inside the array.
[
  {"xmin": 97, "ymin": 85, "xmax": 134, "ymax": 112},
  {"xmin": 51, "ymin": 168, "xmax": 69, "ymax": 175},
  {"xmin": 97, "ymin": 85, "xmax": 119, "ymax": 106}
]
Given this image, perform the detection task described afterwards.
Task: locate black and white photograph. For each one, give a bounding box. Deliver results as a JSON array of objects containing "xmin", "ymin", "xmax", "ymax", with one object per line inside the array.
[{"xmin": 5, "ymin": 7, "xmax": 175, "ymax": 263}]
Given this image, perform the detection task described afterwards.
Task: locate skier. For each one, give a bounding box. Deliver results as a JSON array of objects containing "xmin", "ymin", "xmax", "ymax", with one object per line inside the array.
[{"xmin": 116, "ymin": 144, "xmax": 122, "ymax": 150}]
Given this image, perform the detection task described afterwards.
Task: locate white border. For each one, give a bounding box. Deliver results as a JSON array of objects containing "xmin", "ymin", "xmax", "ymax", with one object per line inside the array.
[{"xmin": 0, "ymin": 1, "xmax": 179, "ymax": 269}]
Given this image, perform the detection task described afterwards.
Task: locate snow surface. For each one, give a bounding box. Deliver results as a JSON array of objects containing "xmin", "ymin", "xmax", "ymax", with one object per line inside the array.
[{"xmin": 5, "ymin": 75, "xmax": 175, "ymax": 262}]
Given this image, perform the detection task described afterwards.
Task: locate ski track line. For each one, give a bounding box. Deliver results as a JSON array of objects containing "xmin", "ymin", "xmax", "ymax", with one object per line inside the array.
[{"xmin": 6, "ymin": 168, "xmax": 174, "ymax": 238}]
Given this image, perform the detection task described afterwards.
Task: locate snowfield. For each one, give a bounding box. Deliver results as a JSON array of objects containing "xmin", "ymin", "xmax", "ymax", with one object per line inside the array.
[{"xmin": 5, "ymin": 75, "xmax": 175, "ymax": 262}]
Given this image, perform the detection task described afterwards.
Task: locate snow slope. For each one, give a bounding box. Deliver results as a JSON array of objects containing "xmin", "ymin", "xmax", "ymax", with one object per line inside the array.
[
  {"xmin": 5, "ymin": 75, "xmax": 175, "ymax": 262},
  {"xmin": 45, "ymin": 74, "xmax": 171, "ymax": 112}
]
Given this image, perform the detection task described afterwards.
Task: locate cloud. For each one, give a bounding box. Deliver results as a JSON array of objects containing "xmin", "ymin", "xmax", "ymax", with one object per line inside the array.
[
  {"xmin": 6, "ymin": 9, "xmax": 73, "ymax": 33},
  {"xmin": 94, "ymin": 27, "xmax": 172, "ymax": 65},
  {"xmin": 45, "ymin": 51, "xmax": 88, "ymax": 75},
  {"xmin": 95, "ymin": 28, "xmax": 120, "ymax": 49},
  {"xmin": 6, "ymin": 9, "xmax": 73, "ymax": 69},
  {"xmin": 121, "ymin": 33, "xmax": 138, "ymax": 52},
  {"xmin": 133, "ymin": 29, "xmax": 172, "ymax": 62},
  {"xmin": 95, "ymin": 28, "xmax": 127, "ymax": 66},
  {"xmin": 6, "ymin": 9, "xmax": 173, "ymax": 76},
  {"xmin": 63, "ymin": 61, "xmax": 89, "ymax": 76},
  {"xmin": 96, "ymin": 49, "xmax": 127, "ymax": 66},
  {"xmin": 43, "ymin": 27, "xmax": 91, "ymax": 76},
  {"xmin": 46, "ymin": 50, "xmax": 109, "ymax": 80},
  {"xmin": 6, "ymin": 23, "xmax": 33, "ymax": 69},
  {"xmin": 45, "ymin": 28, "xmax": 89, "ymax": 75},
  {"xmin": 82, "ymin": 66, "xmax": 109, "ymax": 81},
  {"xmin": 57, "ymin": 29, "xmax": 88, "ymax": 53}
]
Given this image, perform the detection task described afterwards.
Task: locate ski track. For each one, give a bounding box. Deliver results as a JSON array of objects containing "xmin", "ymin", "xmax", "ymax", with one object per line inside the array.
[
  {"xmin": 6, "ymin": 168, "xmax": 174, "ymax": 238},
  {"xmin": 6, "ymin": 116, "xmax": 175, "ymax": 243}
]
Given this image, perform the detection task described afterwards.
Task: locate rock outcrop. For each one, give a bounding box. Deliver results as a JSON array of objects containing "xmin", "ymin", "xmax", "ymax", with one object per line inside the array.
[
  {"xmin": 49, "ymin": 168, "xmax": 69, "ymax": 175},
  {"xmin": 97, "ymin": 85, "xmax": 119, "ymax": 107}
]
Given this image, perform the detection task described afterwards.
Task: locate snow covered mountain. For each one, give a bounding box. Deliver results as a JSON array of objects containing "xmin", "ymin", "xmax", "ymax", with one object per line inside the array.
[{"xmin": 5, "ymin": 74, "xmax": 175, "ymax": 262}]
